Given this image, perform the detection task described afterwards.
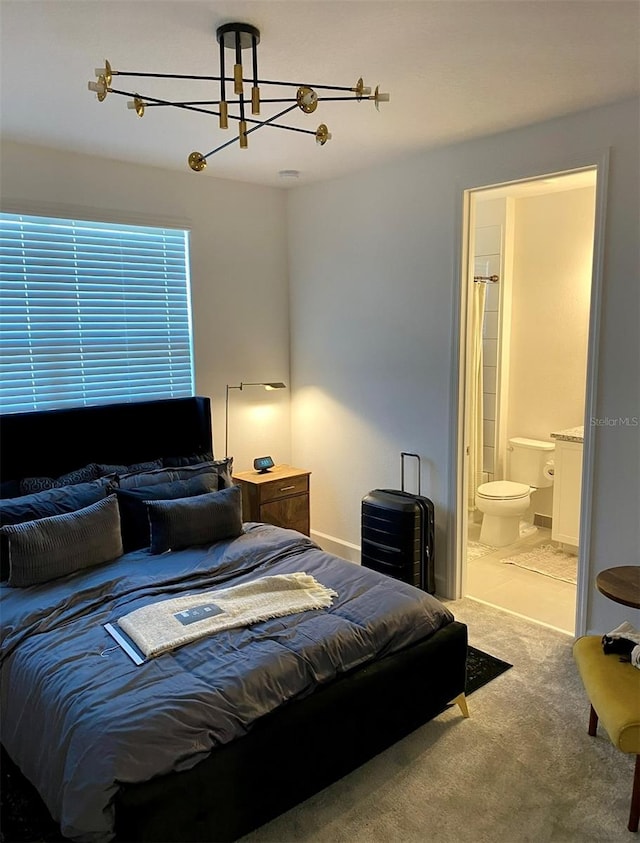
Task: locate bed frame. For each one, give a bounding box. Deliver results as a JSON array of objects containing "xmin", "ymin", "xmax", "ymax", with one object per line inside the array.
[{"xmin": 0, "ymin": 396, "xmax": 468, "ymax": 842}]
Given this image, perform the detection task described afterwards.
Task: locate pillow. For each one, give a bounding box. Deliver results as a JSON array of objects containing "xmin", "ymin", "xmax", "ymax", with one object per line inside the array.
[
  {"xmin": 116, "ymin": 473, "xmax": 221, "ymax": 552},
  {"xmin": 96, "ymin": 459, "xmax": 162, "ymax": 478},
  {"xmin": 146, "ymin": 485, "xmax": 243, "ymax": 554},
  {"xmin": 0, "ymin": 478, "xmax": 115, "ymax": 580},
  {"xmin": 162, "ymin": 451, "xmax": 213, "ymax": 468},
  {"xmin": 1, "ymin": 495, "xmax": 123, "ymax": 588},
  {"xmin": 20, "ymin": 463, "xmax": 100, "ymax": 495},
  {"xmin": 119, "ymin": 458, "xmax": 233, "ymax": 491},
  {"xmin": 0, "ymin": 478, "xmax": 115, "ymax": 526}
]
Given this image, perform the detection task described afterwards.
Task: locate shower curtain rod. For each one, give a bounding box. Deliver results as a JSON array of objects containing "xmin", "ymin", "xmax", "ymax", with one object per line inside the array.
[{"xmin": 473, "ymin": 274, "xmax": 500, "ymax": 283}]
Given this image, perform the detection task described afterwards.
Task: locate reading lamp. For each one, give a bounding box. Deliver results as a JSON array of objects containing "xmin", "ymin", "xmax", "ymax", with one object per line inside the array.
[{"xmin": 225, "ymin": 381, "xmax": 287, "ymax": 458}]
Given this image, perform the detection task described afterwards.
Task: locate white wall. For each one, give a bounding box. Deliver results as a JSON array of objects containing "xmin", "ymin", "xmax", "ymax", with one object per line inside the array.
[
  {"xmin": 288, "ymin": 97, "xmax": 640, "ymax": 634},
  {"xmin": 508, "ymin": 185, "xmax": 596, "ymax": 517},
  {"xmin": 0, "ymin": 142, "xmax": 291, "ymax": 472}
]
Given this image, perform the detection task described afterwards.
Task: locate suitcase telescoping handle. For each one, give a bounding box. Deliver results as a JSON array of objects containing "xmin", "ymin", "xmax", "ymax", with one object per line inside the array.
[{"xmin": 400, "ymin": 451, "xmax": 421, "ymax": 496}]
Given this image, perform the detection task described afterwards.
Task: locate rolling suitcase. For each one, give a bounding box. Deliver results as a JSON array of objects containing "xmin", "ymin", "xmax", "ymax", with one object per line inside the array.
[{"xmin": 361, "ymin": 452, "xmax": 435, "ymax": 593}]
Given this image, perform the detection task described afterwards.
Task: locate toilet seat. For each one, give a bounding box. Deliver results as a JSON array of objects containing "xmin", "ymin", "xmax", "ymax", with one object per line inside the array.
[{"xmin": 476, "ymin": 480, "xmax": 530, "ymax": 501}]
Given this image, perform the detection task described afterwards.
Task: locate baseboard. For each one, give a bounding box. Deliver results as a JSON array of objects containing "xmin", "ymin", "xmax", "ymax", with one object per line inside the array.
[
  {"xmin": 310, "ymin": 530, "xmax": 361, "ymax": 564},
  {"xmin": 310, "ymin": 530, "xmax": 448, "ymax": 598}
]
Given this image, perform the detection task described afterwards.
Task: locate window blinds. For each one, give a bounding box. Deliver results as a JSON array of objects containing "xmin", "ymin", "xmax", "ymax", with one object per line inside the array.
[{"xmin": 0, "ymin": 213, "xmax": 194, "ymax": 414}]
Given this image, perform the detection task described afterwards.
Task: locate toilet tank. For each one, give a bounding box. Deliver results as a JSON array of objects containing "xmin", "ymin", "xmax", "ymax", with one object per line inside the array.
[{"xmin": 508, "ymin": 437, "xmax": 555, "ymax": 487}]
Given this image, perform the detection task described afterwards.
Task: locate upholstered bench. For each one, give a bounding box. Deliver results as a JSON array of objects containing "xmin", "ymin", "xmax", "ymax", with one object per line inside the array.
[{"xmin": 573, "ymin": 635, "xmax": 640, "ymax": 832}]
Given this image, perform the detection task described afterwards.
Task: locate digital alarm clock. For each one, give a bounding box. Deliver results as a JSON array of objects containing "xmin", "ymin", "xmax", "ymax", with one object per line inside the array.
[{"xmin": 253, "ymin": 455, "xmax": 275, "ymax": 474}]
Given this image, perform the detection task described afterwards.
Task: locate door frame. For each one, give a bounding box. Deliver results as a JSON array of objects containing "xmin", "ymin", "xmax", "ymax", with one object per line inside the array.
[{"xmin": 450, "ymin": 149, "xmax": 610, "ymax": 636}]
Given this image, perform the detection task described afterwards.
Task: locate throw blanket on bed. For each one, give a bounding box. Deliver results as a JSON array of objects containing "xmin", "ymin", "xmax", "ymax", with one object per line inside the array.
[{"xmin": 118, "ymin": 572, "xmax": 338, "ymax": 658}]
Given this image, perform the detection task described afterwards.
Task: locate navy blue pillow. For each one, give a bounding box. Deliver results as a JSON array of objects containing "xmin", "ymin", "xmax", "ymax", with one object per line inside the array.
[
  {"xmin": 146, "ymin": 485, "xmax": 243, "ymax": 554},
  {"xmin": 115, "ymin": 473, "xmax": 220, "ymax": 552},
  {"xmin": 0, "ymin": 478, "xmax": 115, "ymax": 580},
  {"xmin": 118, "ymin": 459, "xmax": 233, "ymax": 491}
]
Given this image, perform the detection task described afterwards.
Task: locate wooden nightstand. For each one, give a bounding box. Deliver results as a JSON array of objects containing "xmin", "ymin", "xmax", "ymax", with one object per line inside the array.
[{"xmin": 232, "ymin": 465, "xmax": 311, "ymax": 535}]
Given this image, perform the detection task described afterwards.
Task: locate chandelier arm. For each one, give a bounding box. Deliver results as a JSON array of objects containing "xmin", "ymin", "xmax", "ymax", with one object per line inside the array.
[
  {"xmin": 110, "ymin": 88, "xmax": 314, "ymax": 134},
  {"xmin": 115, "ymin": 71, "xmax": 226, "ymax": 81},
  {"xmin": 143, "ymin": 95, "xmax": 362, "ymax": 107},
  {"xmin": 112, "ymin": 70, "xmax": 360, "ymax": 93},
  {"xmin": 110, "ymin": 88, "xmax": 224, "ymax": 119},
  {"xmin": 201, "ymin": 104, "xmax": 298, "ymax": 160},
  {"xmin": 143, "ymin": 99, "xmax": 295, "ymax": 108}
]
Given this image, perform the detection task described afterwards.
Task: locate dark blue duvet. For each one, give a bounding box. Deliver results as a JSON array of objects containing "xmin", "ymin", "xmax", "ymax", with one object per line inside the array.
[{"xmin": 0, "ymin": 523, "xmax": 454, "ymax": 842}]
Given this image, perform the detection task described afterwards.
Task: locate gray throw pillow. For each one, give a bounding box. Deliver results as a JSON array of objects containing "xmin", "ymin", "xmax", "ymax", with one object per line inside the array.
[
  {"xmin": 0, "ymin": 478, "xmax": 116, "ymax": 581},
  {"xmin": 2, "ymin": 495, "xmax": 123, "ymax": 587},
  {"xmin": 146, "ymin": 485, "xmax": 243, "ymax": 554},
  {"xmin": 119, "ymin": 458, "xmax": 233, "ymax": 491}
]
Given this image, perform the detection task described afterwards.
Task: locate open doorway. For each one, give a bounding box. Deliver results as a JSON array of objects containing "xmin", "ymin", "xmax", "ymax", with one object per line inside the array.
[{"xmin": 456, "ymin": 168, "xmax": 601, "ymax": 635}]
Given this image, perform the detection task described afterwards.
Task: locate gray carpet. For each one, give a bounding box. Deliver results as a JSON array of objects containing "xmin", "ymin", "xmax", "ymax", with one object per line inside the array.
[{"xmin": 241, "ymin": 597, "xmax": 635, "ymax": 843}]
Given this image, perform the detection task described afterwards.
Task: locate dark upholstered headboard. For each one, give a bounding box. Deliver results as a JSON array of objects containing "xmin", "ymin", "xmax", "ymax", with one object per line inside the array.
[{"xmin": 0, "ymin": 397, "xmax": 213, "ymax": 483}]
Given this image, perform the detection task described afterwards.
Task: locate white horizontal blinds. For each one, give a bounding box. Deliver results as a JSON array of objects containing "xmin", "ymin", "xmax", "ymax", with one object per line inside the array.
[{"xmin": 0, "ymin": 213, "xmax": 194, "ymax": 414}]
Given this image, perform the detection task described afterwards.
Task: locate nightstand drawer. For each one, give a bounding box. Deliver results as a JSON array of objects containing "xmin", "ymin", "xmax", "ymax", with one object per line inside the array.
[
  {"xmin": 259, "ymin": 474, "xmax": 309, "ymax": 504},
  {"xmin": 261, "ymin": 495, "xmax": 309, "ymax": 534}
]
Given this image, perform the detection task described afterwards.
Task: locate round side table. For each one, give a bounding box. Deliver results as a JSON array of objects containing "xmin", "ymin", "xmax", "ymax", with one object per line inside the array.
[{"xmin": 596, "ymin": 566, "xmax": 640, "ymax": 610}]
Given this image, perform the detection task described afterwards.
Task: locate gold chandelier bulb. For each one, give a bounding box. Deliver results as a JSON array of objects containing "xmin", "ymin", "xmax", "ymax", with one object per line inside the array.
[
  {"xmin": 127, "ymin": 97, "xmax": 145, "ymax": 117},
  {"xmin": 88, "ymin": 77, "xmax": 108, "ymax": 102},
  {"xmin": 188, "ymin": 152, "xmax": 207, "ymax": 172},
  {"xmin": 353, "ymin": 78, "xmax": 372, "ymax": 100},
  {"xmin": 371, "ymin": 85, "xmax": 390, "ymax": 111},
  {"xmin": 315, "ymin": 124, "xmax": 331, "ymax": 145},
  {"xmin": 297, "ymin": 87, "xmax": 318, "ymax": 114},
  {"xmin": 94, "ymin": 60, "xmax": 112, "ymax": 86}
]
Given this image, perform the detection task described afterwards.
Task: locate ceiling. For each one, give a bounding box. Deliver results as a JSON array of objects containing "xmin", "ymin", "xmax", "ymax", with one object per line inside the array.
[{"xmin": 1, "ymin": 1, "xmax": 639, "ymax": 188}]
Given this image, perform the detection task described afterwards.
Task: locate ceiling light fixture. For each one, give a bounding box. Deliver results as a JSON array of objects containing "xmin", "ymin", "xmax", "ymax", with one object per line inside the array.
[{"xmin": 88, "ymin": 21, "xmax": 390, "ymax": 173}]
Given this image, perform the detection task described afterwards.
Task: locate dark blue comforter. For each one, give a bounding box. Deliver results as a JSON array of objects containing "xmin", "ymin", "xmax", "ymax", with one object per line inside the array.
[{"xmin": 0, "ymin": 523, "xmax": 454, "ymax": 842}]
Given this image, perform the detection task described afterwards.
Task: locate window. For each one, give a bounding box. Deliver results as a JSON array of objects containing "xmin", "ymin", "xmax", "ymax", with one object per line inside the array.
[{"xmin": 0, "ymin": 212, "xmax": 194, "ymax": 414}]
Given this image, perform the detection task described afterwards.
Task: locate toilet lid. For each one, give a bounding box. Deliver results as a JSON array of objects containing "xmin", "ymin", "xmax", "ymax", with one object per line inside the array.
[{"xmin": 477, "ymin": 480, "xmax": 530, "ymax": 500}]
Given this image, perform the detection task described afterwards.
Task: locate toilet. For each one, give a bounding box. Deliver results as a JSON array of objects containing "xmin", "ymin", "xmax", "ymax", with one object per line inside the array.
[{"xmin": 475, "ymin": 437, "xmax": 555, "ymax": 547}]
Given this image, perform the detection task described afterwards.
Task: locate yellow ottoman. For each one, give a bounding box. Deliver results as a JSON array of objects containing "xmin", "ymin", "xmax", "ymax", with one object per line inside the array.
[{"xmin": 573, "ymin": 635, "xmax": 640, "ymax": 832}]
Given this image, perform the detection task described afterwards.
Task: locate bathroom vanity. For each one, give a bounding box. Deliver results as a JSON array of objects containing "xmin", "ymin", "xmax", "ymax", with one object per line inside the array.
[{"xmin": 550, "ymin": 426, "xmax": 584, "ymax": 548}]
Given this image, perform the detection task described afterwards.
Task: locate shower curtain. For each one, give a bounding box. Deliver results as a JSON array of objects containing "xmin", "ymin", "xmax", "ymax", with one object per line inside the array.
[{"xmin": 467, "ymin": 281, "xmax": 486, "ymax": 510}]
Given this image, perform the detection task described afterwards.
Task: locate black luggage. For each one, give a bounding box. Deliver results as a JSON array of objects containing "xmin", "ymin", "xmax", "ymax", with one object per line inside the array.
[{"xmin": 361, "ymin": 452, "xmax": 435, "ymax": 593}]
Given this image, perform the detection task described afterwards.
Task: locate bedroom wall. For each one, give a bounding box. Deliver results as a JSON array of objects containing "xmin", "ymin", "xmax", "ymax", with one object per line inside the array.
[
  {"xmin": 287, "ymin": 96, "xmax": 640, "ymax": 635},
  {"xmin": 0, "ymin": 142, "xmax": 291, "ymax": 472}
]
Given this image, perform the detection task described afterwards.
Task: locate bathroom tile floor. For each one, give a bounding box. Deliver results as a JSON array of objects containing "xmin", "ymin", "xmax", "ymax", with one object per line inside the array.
[{"xmin": 465, "ymin": 523, "xmax": 577, "ymax": 635}]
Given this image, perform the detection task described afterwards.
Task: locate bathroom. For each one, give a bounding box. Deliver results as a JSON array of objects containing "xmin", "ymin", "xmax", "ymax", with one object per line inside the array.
[{"xmin": 464, "ymin": 169, "xmax": 597, "ymax": 634}]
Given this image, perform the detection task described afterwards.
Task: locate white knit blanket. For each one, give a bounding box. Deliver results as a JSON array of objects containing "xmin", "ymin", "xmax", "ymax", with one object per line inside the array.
[{"xmin": 118, "ymin": 573, "xmax": 338, "ymax": 659}]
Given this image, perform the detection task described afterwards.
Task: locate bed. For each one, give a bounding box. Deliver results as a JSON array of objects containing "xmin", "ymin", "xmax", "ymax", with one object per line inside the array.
[{"xmin": 0, "ymin": 396, "xmax": 468, "ymax": 843}]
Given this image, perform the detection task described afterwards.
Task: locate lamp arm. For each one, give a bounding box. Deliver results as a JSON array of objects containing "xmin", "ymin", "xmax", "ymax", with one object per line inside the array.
[{"xmin": 224, "ymin": 383, "xmax": 243, "ymax": 458}]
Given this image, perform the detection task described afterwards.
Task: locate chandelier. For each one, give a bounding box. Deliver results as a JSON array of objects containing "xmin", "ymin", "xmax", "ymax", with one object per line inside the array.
[{"xmin": 88, "ymin": 22, "xmax": 390, "ymax": 173}]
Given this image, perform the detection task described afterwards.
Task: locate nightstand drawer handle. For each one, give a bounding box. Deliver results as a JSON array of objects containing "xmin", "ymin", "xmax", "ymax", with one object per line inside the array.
[{"xmin": 280, "ymin": 485, "xmax": 296, "ymax": 492}]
